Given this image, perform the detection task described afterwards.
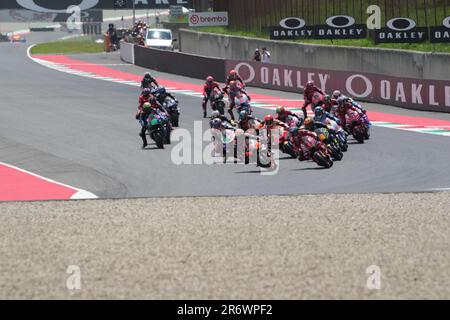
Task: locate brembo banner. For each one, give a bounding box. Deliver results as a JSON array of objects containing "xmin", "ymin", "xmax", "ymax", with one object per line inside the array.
[
  {"xmin": 225, "ymin": 60, "xmax": 450, "ymax": 112},
  {"xmin": 0, "ymin": 0, "xmax": 193, "ymax": 10}
]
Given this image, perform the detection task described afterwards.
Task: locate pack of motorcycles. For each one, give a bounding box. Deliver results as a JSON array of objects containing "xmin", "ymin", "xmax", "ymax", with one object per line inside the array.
[{"xmin": 143, "ymin": 86, "xmax": 371, "ymax": 170}]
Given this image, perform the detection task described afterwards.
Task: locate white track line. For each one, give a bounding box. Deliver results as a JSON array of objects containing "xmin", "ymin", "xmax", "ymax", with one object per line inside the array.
[{"xmin": 0, "ymin": 162, "xmax": 97, "ymax": 200}]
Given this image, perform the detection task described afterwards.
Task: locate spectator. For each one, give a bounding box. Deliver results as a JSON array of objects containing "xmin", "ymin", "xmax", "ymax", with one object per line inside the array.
[
  {"xmin": 261, "ymin": 47, "xmax": 271, "ymax": 64},
  {"xmin": 253, "ymin": 48, "xmax": 261, "ymax": 62}
]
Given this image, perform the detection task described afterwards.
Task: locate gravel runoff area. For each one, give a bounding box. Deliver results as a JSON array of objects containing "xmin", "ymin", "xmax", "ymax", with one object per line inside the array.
[{"xmin": 0, "ymin": 192, "xmax": 449, "ymax": 299}]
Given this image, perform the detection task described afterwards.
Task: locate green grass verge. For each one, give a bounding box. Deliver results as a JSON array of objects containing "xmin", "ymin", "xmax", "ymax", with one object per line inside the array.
[
  {"xmin": 196, "ymin": 26, "xmax": 450, "ymax": 54},
  {"xmin": 30, "ymin": 36, "xmax": 104, "ymax": 55}
]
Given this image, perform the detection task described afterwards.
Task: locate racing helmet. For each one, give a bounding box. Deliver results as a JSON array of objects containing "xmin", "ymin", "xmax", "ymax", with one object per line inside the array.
[
  {"xmin": 211, "ymin": 110, "xmax": 220, "ymax": 118},
  {"xmin": 303, "ymin": 117, "xmax": 314, "ymax": 129},
  {"xmin": 332, "ymin": 90, "xmax": 342, "ymax": 99},
  {"xmin": 306, "ymin": 81, "xmax": 315, "ymax": 89},
  {"xmin": 314, "ymin": 106, "xmax": 324, "ymax": 119},
  {"xmin": 210, "ymin": 118, "xmax": 222, "ymax": 129},
  {"xmin": 149, "ymin": 96, "xmax": 157, "ymax": 105},
  {"xmin": 239, "ymin": 110, "xmax": 249, "ymax": 121},
  {"xmin": 276, "ymin": 106, "xmax": 286, "ymax": 114},
  {"xmin": 142, "ymin": 102, "xmax": 152, "ymax": 112},
  {"xmin": 264, "ymin": 114, "xmax": 274, "ymax": 126},
  {"xmin": 142, "ymin": 88, "xmax": 151, "ymax": 96},
  {"xmin": 206, "ymin": 76, "xmax": 214, "ymax": 83}
]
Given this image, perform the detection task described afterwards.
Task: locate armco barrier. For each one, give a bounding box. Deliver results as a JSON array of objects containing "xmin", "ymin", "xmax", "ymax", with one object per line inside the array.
[
  {"xmin": 120, "ymin": 41, "xmax": 134, "ymax": 64},
  {"xmin": 226, "ymin": 60, "xmax": 450, "ymax": 113},
  {"xmin": 134, "ymin": 45, "xmax": 226, "ymax": 82}
]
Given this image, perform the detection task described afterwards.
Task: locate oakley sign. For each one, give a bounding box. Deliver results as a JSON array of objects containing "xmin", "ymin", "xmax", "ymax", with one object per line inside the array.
[
  {"xmin": 375, "ymin": 17, "xmax": 428, "ymax": 43},
  {"xmin": 269, "ymin": 15, "xmax": 366, "ymax": 40},
  {"xmin": 431, "ymin": 16, "xmax": 450, "ymax": 43},
  {"xmin": 314, "ymin": 15, "xmax": 367, "ymax": 39}
]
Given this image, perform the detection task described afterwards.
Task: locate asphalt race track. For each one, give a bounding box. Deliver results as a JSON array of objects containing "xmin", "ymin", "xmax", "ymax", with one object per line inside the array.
[
  {"xmin": 1, "ymin": 32, "xmax": 450, "ymax": 199},
  {"xmin": 1, "ymin": 31, "xmax": 450, "ymax": 300}
]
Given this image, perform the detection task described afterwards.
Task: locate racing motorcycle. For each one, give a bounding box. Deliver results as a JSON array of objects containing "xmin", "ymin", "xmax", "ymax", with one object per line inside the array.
[
  {"xmin": 234, "ymin": 93, "xmax": 253, "ymax": 115},
  {"xmin": 279, "ymin": 130, "xmax": 297, "ymax": 159},
  {"xmin": 212, "ymin": 90, "xmax": 226, "ymax": 115},
  {"xmin": 211, "ymin": 122, "xmax": 237, "ymax": 163},
  {"xmin": 301, "ymin": 134, "xmax": 334, "ymax": 169},
  {"xmin": 345, "ymin": 109, "xmax": 368, "ymax": 144},
  {"xmin": 314, "ymin": 123, "xmax": 344, "ymax": 161},
  {"xmin": 163, "ymin": 96, "xmax": 180, "ymax": 127},
  {"xmin": 147, "ymin": 116, "xmax": 165, "ymax": 149}
]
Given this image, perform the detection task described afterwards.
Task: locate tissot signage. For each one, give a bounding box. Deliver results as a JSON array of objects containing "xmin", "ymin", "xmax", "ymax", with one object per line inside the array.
[
  {"xmin": 430, "ymin": 16, "xmax": 450, "ymax": 43},
  {"xmin": 269, "ymin": 16, "xmax": 366, "ymax": 40},
  {"xmin": 0, "ymin": 0, "xmax": 193, "ymax": 10},
  {"xmin": 314, "ymin": 15, "xmax": 367, "ymax": 39},
  {"xmin": 375, "ymin": 18, "xmax": 428, "ymax": 43}
]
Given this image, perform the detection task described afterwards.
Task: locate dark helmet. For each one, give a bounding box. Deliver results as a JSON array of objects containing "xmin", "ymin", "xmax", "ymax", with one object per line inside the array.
[
  {"xmin": 314, "ymin": 106, "xmax": 324, "ymax": 119},
  {"xmin": 306, "ymin": 80, "xmax": 315, "ymax": 89},
  {"xmin": 239, "ymin": 110, "xmax": 249, "ymax": 121},
  {"xmin": 144, "ymin": 72, "xmax": 152, "ymax": 79},
  {"xmin": 210, "ymin": 118, "xmax": 222, "ymax": 129},
  {"xmin": 149, "ymin": 96, "xmax": 157, "ymax": 104},
  {"xmin": 337, "ymin": 96, "xmax": 347, "ymax": 106},
  {"xmin": 264, "ymin": 114, "xmax": 274, "ymax": 126},
  {"xmin": 142, "ymin": 88, "xmax": 151, "ymax": 96},
  {"xmin": 206, "ymin": 76, "xmax": 214, "ymax": 83}
]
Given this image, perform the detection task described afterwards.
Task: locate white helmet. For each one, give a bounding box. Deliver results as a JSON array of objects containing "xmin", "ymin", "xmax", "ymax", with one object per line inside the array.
[
  {"xmin": 211, "ymin": 110, "xmax": 221, "ymax": 118},
  {"xmin": 332, "ymin": 90, "xmax": 342, "ymax": 99}
]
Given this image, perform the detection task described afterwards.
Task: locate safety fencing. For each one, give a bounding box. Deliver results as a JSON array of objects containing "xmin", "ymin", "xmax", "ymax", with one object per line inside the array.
[{"xmin": 121, "ymin": 42, "xmax": 450, "ymax": 113}]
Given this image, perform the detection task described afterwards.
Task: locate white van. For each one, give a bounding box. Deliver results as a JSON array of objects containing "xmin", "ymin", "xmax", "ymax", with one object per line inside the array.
[{"xmin": 145, "ymin": 28, "xmax": 176, "ymax": 51}]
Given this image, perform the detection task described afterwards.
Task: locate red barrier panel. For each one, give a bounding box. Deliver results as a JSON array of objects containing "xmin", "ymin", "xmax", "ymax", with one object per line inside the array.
[{"xmin": 225, "ymin": 60, "xmax": 450, "ymax": 113}]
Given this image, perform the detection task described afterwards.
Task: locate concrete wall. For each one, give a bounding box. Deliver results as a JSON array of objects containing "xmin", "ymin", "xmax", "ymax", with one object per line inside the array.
[
  {"xmin": 119, "ymin": 40, "xmax": 134, "ymax": 64},
  {"xmin": 179, "ymin": 29, "xmax": 450, "ymax": 82}
]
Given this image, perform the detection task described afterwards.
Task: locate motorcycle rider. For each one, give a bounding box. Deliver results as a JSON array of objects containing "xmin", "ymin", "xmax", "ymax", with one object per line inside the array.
[
  {"xmin": 275, "ymin": 106, "xmax": 303, "ymax": 126},
  {"xmin": 238, "ymin": 110, "xmax": 261, "ymax": 132},
  {"xmin": 225, "ymin": 69, "xmax": 246, "ymax": 88},
  {"xmin": 334, "ymin": 97, "xmax": 367, "ymax": 132},
  {"xmin": 321, "ymin": 95, "xmax": 338, "ymax": 113},
  {"xmin": 141, "ymin": 72, "xmax": 159, "ymax": 89},
  {"xmin": 202, "ymin": 76, "xmax": 222, "ymax": 118},
  {"xmin": 210, "ymin": 110, "xmax": 234, "ymax": 128},
  {"xmin": 301, "ymin": 80, "xmax": 326, "ymax": 118},
  {"xmin": 138, "ymin": 88, "xmax": 153, "ymax": 110},
  {"xmin": 314, "ymin": 106, "xmax": 340, "ymax": 124},
  {"xmin": 289, "ymin": 118, "xmax": 322, "ymax": 161},
  {"xmin": 223, "ymin": 81, "xmax": 248, "ymax": 121},
  {"xmin": 333, "ymin": 90, "xmax": 368, "ymax": 115},
  {"xmin": 152, "ymin": 86, "xmax": 177, "ymax": 106},
  {"xmin": 136, "ymin": 98, "xmax": 166, "ymax": 148}
]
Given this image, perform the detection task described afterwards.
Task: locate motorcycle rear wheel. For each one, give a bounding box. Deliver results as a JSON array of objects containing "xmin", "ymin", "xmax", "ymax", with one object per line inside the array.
[{"xmin": 312, "ymin": 152, "xmax": 333, "ymax": 168}]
